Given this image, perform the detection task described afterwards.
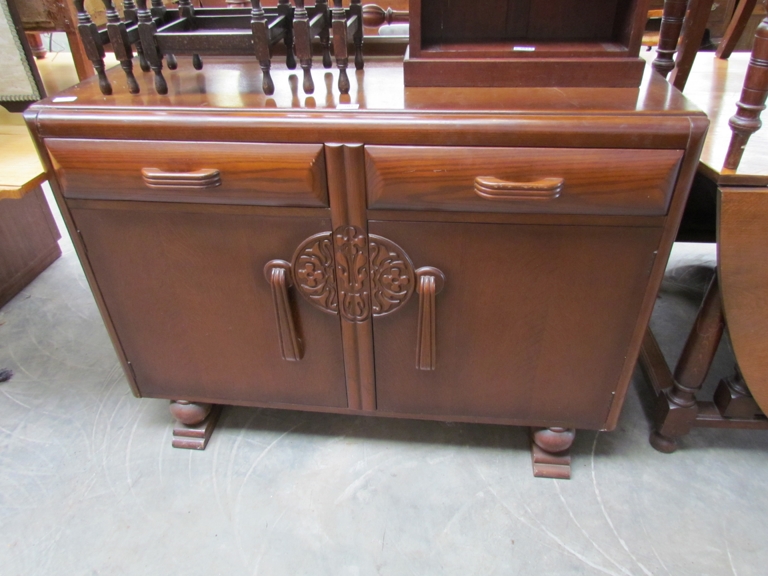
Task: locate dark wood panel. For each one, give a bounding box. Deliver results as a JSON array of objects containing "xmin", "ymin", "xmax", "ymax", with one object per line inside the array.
[
  {"xmin": 366, "ymin": 146, "xmax": 683, "ymax": 216},
  {"xmin": 371, "ymin": 220, "xmax": 662, "ymax": 429},
  {"xmin": 47, "ymin": 139, "xmax": 328, "ymax": 207},
  {"xmin": 0, "ymin": 186, "xmax": 61, "ymax": 307},
  {"xmin": 70, "ymin": 204, "xmax": 347, "ymax": 408}
]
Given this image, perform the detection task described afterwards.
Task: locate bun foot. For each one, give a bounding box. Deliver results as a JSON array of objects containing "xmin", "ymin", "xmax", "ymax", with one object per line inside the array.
[
  {"xmin": 170, "ymin": 401, "xmax": 222, "ymax": 450},
  {"xmin": 530, "ymin": 427, "xmax": 575, "ymax": 479},
  {"xmin": 649, "ymin": 430, "xmax": 678, "ymax": 453}
]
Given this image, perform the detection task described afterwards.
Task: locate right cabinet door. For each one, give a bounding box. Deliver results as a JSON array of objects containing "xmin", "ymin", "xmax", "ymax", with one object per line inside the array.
[{"xmin": 369, "ymin": 219, "xmax": 663, "ymax": 429}]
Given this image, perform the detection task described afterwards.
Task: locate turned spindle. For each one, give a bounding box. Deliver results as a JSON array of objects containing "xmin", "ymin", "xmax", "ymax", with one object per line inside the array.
[
  {"xmin": 332, "ymin": 0, "xmax": 350, "ymax": 93},
  {"xmin": 250, "ymin": 0, "xmax": 275, "ymax": 94},
  {"xmin": 178, "ymin": 0, "xmax": 204, "ymax": 70},
  {"xmin": 277, "ymin": 0, "xmax": 297, "ymax": 69},
  {"xmin": 102, "ymin": 0, "xmax": 140, "ymax": 94},
  {"xmin": 652, "ymin": 0, "xmax": 687, "ymax": 78},
  {"xmin": 149, "ymin": 0, "xmax": 177, "ymax": 69},
  {"xmin": 650, "ymin": 274, "xmax": 724, "ymax": 453},
  {"xmin": 723, "ymin": 2, "xmax": 768, "ymax": 170},
  {"xmin": 351, "ymin": 0, "xmax": 364, "ymax": 70},
  {"xmin": 123, "ymin": 0, "xmax": 150, "ymax": 72},
  {"xmin": 293, "ymin": 0, "xmax": 315, "ymax": 94},
  {"xmin": 136, "ymin": 0, "xmax": 168, "ymax": 94},
  {"xmin": 73, "ymin": 0, "xmax": 112, "ymax": 95},
  {"xmin": 362, "ymin": 4, "xmax": 409, "ymax": 27},
  {"xmin": 317, "ymin": 0, "xmax": 333, "ymax": 69}
]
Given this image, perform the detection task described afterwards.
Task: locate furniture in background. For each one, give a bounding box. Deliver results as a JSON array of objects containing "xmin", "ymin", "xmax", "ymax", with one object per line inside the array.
[
  {"xmin": 403, "ymin": 0, "xmax": 651, "ymax": 88},
  {"xmin": 0, "ymin": 123, "xmax": 62, "ymax": 308},
  {"xmin": 12, "ymin": 0, "xmax": 104, "ymax": 82},
  {"xmin": 655, "ymin": 0, "xmax": 766, "ymax": 90},
  {"xmin": 25, "ymin": 52, "xmax": 707, "ymax": 478},
  {"xmin": 1, "ymin": 0, "xmax": 46, "ymax": 112},
  {"xmin": 639, "ymin": 6, "xmax": 768, "ymax": 450}
]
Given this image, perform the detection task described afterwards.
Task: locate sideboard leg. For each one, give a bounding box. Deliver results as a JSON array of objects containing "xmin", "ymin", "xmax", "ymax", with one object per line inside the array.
[
  {"xmin": 170, "ymin": 400, "xmax": 222, "ymax": 450},
  {"xmin": 530, "ymin": 427, "xmax": 576, "ymax": 479}
]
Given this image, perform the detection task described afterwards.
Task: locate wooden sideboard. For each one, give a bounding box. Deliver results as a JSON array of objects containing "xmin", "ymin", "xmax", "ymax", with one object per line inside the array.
[{"xmin": 24, "ymin": 57, "xmax": 707, "ymax": 478}]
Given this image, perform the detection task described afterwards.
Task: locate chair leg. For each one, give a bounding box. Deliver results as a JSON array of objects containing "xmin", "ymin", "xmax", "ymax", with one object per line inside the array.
[
  {"xmin": 723, "ymin": 3, "xmax": 768, "ymax": 170},
  {"xmin": 715, "ymin": 0, "xmax": 758, "ymax": 59}
]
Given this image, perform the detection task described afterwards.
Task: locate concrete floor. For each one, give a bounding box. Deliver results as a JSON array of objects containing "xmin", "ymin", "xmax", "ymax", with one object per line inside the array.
[{"xmin": 1, "ymin": 189, "xmax": 767, "ymax": 575}]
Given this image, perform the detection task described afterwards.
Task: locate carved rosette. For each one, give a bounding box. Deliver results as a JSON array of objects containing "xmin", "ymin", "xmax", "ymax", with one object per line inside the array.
[
  {"xmin": 287, "ymin": 228, "xmax": 417, "ymax": 321},
  {"xmin": 334, "ymin": 225, "xmax": 371, "ymax": 322},
  {"xmin": 291, "ymin": 232, "xmax": 338, "ymax": 314},
  {"xmin": 369, "ymin": 235, "xmax": 416, "ymax": 316}
]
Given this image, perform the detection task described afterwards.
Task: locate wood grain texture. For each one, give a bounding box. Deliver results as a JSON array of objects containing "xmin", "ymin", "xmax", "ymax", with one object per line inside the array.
[
  {"xmin": 718, "ymin": 186, "xmax": 768, "ymax": 414},
  {"xmin": 69, "ymin": 204, "xmax": 348, "ymax": 408},
  {"xmin": 366, "ymin": 145, "xmax": 683, "ymax": 215},
  {"xmin": 370, "ymin": 219, "xmax": 662, "ymax": 429},
  {"xmin": 46, "ymin": 139, "xmax": 328, "ymax": 207}
]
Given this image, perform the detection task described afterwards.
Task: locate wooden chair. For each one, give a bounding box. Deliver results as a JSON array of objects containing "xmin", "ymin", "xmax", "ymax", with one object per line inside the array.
[{"xmin": 640, "ymin": 4, "xmax": 768, "ymax": 451}]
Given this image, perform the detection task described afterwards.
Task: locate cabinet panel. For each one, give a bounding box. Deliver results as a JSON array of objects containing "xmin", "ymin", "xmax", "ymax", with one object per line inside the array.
[
  {"xmin": 366, "ymin": 146, "xmax": 683, "ymax": 216},
  {"xmin": 370, "ymin": 220, "xmax": 662, "ymax": 429},
  {"xmin": 71, "ymin": 203, "xmax": 347, "ymax": 408},
  {"xmin": 48, "ymin": 139, "xmax": 328, "ymax": 207}
]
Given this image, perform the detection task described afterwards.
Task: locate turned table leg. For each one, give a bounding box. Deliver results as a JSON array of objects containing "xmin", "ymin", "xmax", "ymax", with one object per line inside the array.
[
  {"xmin": 530, "ymin": 427, "xmax": 576, "ymax": 479},
  {"xmin": 170, "ymin": 400, "xmax": 222, "ymax": 450},
  {"xmin": 651, "ymin": 273, "xmax": 724, "ymax": 453}
]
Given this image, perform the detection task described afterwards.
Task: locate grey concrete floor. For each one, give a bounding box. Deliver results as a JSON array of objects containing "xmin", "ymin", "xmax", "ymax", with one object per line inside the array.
[{"xmin": 1, "ymin": 188, "xmax": 767, "ymax": 575}]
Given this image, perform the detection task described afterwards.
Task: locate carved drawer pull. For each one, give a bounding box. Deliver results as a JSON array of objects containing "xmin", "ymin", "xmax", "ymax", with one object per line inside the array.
[
  {"xmin": 141, "ymin": 168, "xmax": 222, "ymax": 189},
  {"xmin": 264, "ymin": 260, "xmax": 303, "ymax": 361},
  {"xmin": 415, "ymin": 267, "xmax": 445, "ymax": 371},
  {"xmin": 474, "ymin": 176, "xmax": 564, "ymax": 200}
]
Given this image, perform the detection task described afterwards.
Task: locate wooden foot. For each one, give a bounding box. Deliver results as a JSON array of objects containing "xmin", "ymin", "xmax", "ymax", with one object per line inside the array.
[
  {"xmin": 170, "ymin": 401, "xmax": 222, "ymax": 450},
  {"xmin": 714, "ymin": 369, "xmax": 764, "ymax": 419},
  {"xmin": 530, "ymin": 427, "xmax": 575, "ymax": 479},
  {"xmin": 649, "ymin": 429, "xmax": 678, "ymax": 453}
]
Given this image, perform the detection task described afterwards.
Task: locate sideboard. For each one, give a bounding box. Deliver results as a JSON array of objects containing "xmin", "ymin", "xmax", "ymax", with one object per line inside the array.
[{"xmin": 25, "ymin": 57, "xmax": 707, "ymax": 478}]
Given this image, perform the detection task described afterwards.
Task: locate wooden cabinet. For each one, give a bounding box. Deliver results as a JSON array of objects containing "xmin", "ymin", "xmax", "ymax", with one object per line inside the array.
[{"xmin": 25, "ymin": 57, "xmax": 707, "ymax": 477}]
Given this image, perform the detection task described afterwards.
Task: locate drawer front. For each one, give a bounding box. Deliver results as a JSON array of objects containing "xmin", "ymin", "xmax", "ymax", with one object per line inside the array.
[
  {"xmin": 366, "ymin": 146, "xmax": 684, "ymax": 216},
  {"xmin": 47, "ymin": 139, "xmax": 328, "ymax": 207}
]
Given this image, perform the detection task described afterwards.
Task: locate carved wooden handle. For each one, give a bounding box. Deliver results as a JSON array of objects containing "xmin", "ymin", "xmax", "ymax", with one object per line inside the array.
[
  {"xmin": 141, "ymin": 168, "xmax": 221, "ymax": 189},
  {"xmin": 264, "ymin": 260, "xmax": 303, "ymax": 361},
  {"xmin": 415, "ymin": 267, "xmax": 445, "ymax": 371},
  {"xmin": 474, "ymin": 176, "xmax": 564, "ymax": 200}
]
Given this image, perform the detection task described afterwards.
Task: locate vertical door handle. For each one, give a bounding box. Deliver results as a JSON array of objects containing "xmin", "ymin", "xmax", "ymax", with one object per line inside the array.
[
  {"xmin": 264, "ymin": 260, "xmax": 303, "ymax": 361},
  {"xmin": 415, "ymin": 267, "xmax": 445, "ymax": 371}
]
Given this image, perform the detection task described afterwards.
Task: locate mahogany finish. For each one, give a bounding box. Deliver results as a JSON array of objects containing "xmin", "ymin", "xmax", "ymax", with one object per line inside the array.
[
  {"xmin": 405, "ymin": 0, "xmax": 651, "ymax": 87},
  {"xmin": 25, "ymin": 57, "xmax": 707, "ymax": 478}
]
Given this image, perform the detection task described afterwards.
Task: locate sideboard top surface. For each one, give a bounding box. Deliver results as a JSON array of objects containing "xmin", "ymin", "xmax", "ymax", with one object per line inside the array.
[
  {"xmin": 28, "ymin": 56, "xmax": 703, "ymax": 116},
  {"xmin": 25, "ymin": 57, "xmax": 706, "ymax": 149}
]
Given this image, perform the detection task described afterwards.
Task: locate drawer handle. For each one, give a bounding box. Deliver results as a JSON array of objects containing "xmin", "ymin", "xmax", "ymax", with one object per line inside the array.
[
  {"xmin": 415, "ymin": 267, "xmax": 445, "ymax": 371},
  {"xmin": 264, "ymin": 260, "xmax": 304, "ymax": 362},
  {"xmin": 474, "ymin": 176, "xmax": 564, "ymax": 200},
  {"xmin": 141, "ymin": 168, "xmax": 222, "ymax": 189}
]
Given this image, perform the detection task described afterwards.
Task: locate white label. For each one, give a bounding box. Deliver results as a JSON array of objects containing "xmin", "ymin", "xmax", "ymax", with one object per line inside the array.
[
  {"xmin": 52, "ymin": 96, "xmax": 78, "ymax": 102},
  {"xmin": 512, "ymin": 46, "xmax": 536, "ymax": 52}
]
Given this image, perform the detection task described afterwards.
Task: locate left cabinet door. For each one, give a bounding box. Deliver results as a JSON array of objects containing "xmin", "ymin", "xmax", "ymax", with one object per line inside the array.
[{"xmin": 69, "ymin": 202, "xmax": 348, "ymax": 409}]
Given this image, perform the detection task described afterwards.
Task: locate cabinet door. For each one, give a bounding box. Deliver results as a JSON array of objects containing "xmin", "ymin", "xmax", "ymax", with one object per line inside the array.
[
  {"xmin": 71, "ymin": 203, "xmax": 348, "ymax": 409},
  {"xmin": 369, "ymin": 220, "xmax": 662, "ymax": 429}
]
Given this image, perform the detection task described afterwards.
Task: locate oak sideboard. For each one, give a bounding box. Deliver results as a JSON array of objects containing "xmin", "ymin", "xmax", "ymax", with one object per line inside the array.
[{"xmin": 25, "ymin": 57, "xmax": 707, "ymax": 478}]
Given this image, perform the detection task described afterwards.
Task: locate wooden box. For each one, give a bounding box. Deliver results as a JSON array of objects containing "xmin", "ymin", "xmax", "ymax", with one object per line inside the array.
[{"xmin": 404, "ymin": 0, "xmax": 651, "ymax": 87}]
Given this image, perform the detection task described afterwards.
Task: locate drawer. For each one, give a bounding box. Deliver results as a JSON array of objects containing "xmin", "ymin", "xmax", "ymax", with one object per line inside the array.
[
  {"xmin": 46, "ymin": 139, "xmax": 328, "ymax": 207},
  {"xmin": 365, "ymin": 146, "xmax": 684, "ymax": 216}
]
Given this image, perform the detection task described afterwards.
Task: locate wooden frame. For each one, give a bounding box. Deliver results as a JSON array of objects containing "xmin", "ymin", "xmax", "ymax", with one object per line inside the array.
[{"xmin": 404, "ymin": 0, "xmax": 652, "ymax": 87}]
